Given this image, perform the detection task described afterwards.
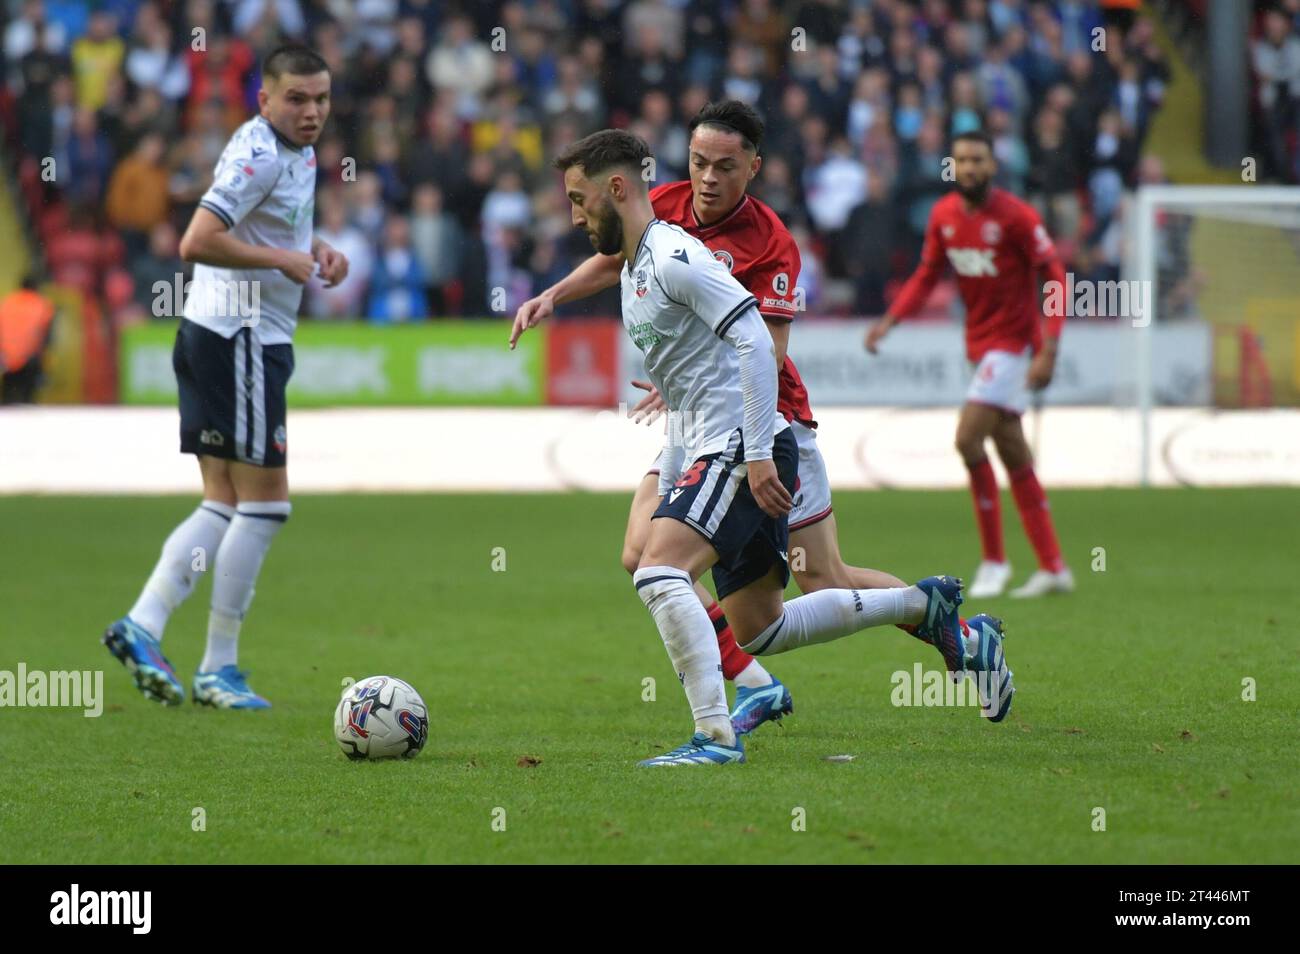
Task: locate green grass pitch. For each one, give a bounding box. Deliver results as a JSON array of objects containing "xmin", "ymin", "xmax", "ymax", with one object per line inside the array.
[{"xmin": 1, "ymin": 488, "xmax": 1296, "ymax": 863}]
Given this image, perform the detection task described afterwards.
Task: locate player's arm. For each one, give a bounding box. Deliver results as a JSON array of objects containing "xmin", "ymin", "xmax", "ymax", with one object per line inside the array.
[
  {"xmin": 751, "ymin": 232, "xmax": 801, "ymax": 368},
  {"xmin": 509, "ymin": 252, "xmax": 623, "ymax": 349},
  {"xmin": 1023, "ymin": 214, "xmax": 1066, "ymax": 390},
  {"xmin": 661, "ymin": 249, "xmax": 791, "ymax": 517},
  {"xmin": 865, "ymin": 214, "xmax": 947, "ymax": 353},
  {"xmin": 764, "ymin": 317, "xmax": 790, "ymax": 368},
  {"xmin": 311, "ymin": 235, "xmax": 349, "ymax": 289},
  {"xmin": 656, "ymin": 410, "xmax": 683, "ymax": 496},
  {"xmin": 726, "ymin": 305, "xmax": 791, "ymax": 517},
  {"xmin": 179, "ymin": 208, "xmax": 314, "ymax": 282},
  {"xmin": 181, "ymin": 150, "xmax": 316, "ymax": 283}
]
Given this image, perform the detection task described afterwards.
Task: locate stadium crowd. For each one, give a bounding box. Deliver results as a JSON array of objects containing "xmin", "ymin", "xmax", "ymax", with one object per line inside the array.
[{"xmin": 2, "ymin": 0, "xmax": 1295, "ymax": 328}]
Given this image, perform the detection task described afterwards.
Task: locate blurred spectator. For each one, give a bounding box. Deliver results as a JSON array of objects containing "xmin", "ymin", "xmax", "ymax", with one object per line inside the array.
[
  {"xmin": 125, "ymin": 20, "xmax": 190, "ymax": 101},
  {"xmin": 366, "ymin": 215, "xmax": 427, "ymax": 323},
  {"xmin": 64, "ymin": 107, "xmax": 114, "ymax": 207},
  {"xmin": 129, "ymin": 222, "xmax": 186, "ymax": 319},
  {"xmin": 105, "ymin": 132, "xmax": 171, "ymax": 250},
  {"xmin": 842, "ymin": 174, "xmax": 896, "ymax": 316},
  {"xmin": 1253, "ymin": 7, "xmax": 1300, "ymax": 182},
  {"xmin": 0, "ymin": 276, "xmax": 56, "ymax": 405},
  {"xmin": 308, "ymin": 194, "xmax": 374, "ymax": 319},
  {"xmin": 425, "ymin": 14, "xmax": 494, "ymax": 121},
  {"xmin": 409, "ymin": 184, "xmax": 465, "ymax": 315},
  {"xmin": 804, "ymin": 135, "xmax": 867, "ymax": 272},
  {"xmin": 70, "ymin": 10, "xmax": 123, "ymax": 111},
  {"xmin": 5, "ymin": 1, "xmax": 69, "ymax": 79}
]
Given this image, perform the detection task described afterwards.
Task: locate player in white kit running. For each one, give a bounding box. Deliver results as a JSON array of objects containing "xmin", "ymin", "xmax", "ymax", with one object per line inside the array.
[{"xmin": 542, "ymin": 130, "xmax": 1011, "ymax": 765}]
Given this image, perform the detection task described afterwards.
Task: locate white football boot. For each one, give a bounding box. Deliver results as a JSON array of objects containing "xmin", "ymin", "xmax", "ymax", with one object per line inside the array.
[
  {"xmin": 1010, "ymin": 567, "xmax": 1075, "ymax": 598},
  {"xmin": 969, "ymin": 560, "xmax": 1013, "ymax": 598}
]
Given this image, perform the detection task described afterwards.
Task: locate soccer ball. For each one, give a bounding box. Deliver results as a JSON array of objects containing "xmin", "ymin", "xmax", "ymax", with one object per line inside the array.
[{"xmin": 334, "ymin": 675, "xmax": 429, "ymax": 761}]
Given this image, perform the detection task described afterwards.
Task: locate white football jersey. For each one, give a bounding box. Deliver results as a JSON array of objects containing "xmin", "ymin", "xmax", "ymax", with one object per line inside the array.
[
  {"xmin": 622, "ymin": 219, "xmax": 788, "ymax": 466},
  {"xmin": 185, "ymin": 115, "xmax": 317, "ymax": 345}
]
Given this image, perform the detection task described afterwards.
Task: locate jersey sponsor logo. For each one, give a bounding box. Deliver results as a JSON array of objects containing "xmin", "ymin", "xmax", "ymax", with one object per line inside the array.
[
  {"xmin": 712, "ymin": 248, "xmax": 734, "ymax": 271},
  {"xmin": 763, "ymin": 296, "xmax": 797, "ymax": 311},
  {"xmin": 946, "ymin": 247, "xmax": 999, "ymax": 277},
  {"xmin": 627, "ymin": 320, "xmax": 664, "ymax": 350},
  {"xmin": 771, "ymin": 272, "xmax": 790, "ymax": 296},
  {"xmin": 942, "ymin": 224, "xmax": 956, "ymax": 238},
  {"xmin": 634, "ymin": 268, "xmax": 648, "ymax": 298},
  {"xmin": 670, "ymin": 248, "xmax": 689, "ymax": 264},
  {"xmin": 981, "ymin": 221, "xmax": 1002, "ymax": 244}
]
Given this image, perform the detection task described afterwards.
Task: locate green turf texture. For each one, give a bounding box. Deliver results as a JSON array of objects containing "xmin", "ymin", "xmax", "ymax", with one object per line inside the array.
[{"xmin": 1, "ymin": 488, "xmax": 1296, "ymax": 864}]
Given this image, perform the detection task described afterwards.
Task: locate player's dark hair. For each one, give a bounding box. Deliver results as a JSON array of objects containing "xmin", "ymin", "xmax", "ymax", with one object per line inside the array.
[
  {"xmin": 552, "ymin": 129, "xmax": 651, "ymax": 184},
  {"xmin": 952, "ymin": 129, "xmax": 993, "ymax": 153},
  {"xmin": 689, "ymin": 100, "xmax": 765, "ymax": 154},
  {"xmin": 262, "ymin": 44, "xmax": 329, "ymax": 81}
]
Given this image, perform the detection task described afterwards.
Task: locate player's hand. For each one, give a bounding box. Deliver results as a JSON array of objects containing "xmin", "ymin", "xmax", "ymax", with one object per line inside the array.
[
  {"xmin": 1027, "ymin": 348, "xmax": 1056, "ymax": 390},
  {"xmin": 510, "ymin": 292, "xmax": 554, "ymax": 350},
  {"xmin": 629, "ymin": 379, "xmax": 666, "ymax": 424},
  {"xmin": 276, "ymin": 250, "xmax": 318, "ymax": 285},
  {"xmin": 747, "ymin": 458, "xmax": 792, "ymax": 518},
  {"xmin": 314, "ymin": 243, "xmax": 349, "ymax": 288},
  {"xmin": 864, "ymin": 318, "xmax": 892, "ymax": 354}
]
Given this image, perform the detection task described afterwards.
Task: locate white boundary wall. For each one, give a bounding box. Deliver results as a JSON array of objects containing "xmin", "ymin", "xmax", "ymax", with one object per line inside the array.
[{"xmin": 1, "ymin": 406, "xmax": 1297, "ymax": 494}]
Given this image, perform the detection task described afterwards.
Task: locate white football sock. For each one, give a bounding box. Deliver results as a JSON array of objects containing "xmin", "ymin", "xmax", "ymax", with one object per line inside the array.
[
  {"xmin": 734, "ymin": 659, "xmax": 772, "ymax": 689},
  {"xmin": 634, "ymin": 565, "xmax": 734, "ymax": 746},
  {"xmin": 202, "ymin": 501, "xmax": 290, "ymax": 672},
  {"xmin": 128, "ymin": 501, "xmax": 235, "ymax": 639},
  {"xmin": 741, "ymin": 587, "xmax": 912, "ymax": 656}
]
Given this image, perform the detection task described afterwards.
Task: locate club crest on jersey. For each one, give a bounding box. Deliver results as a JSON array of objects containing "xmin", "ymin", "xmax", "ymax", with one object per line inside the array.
[
  {"xmin": 981, "ymin": 221, "xmax": 1002, "ymax": 245},
  {"xmin": 635, "ymin": 268, "xmax": 649, "ymax": 298},
  {"xmin": 712, "ymin": 249, "xmax": 734, "ymax": 271}
]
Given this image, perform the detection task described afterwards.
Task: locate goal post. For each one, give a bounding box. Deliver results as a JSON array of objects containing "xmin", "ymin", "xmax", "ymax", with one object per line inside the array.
[{"xmin": 1126, "ymin": 185, "xmax": 1300, "ymax": 484}]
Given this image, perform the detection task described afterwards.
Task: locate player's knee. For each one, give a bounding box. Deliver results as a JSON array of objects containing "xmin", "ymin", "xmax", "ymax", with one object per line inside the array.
[
  {"xmin": 793, "ymin": 563, "xmax": 838, "ymax": 593},
  {"xmin": 955, "ymin": 433, "xmax": 986, "ymax": 464},
  {"xmin": 631, "ymin": 565, "xmax": 692, "ymax": 610},
  {"xmin": 994, "ymin": 435, "xmax": 1031, "ymax": 471}
]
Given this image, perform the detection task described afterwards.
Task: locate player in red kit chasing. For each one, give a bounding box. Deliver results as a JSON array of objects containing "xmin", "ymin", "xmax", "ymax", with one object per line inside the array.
[{"xmin": 866, "ymin": 130, "xmax": 1072, "ymax": 599}]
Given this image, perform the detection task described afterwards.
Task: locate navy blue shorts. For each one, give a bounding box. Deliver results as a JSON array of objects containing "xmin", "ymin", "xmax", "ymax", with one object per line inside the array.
[
  {"xmin": 173, "ymin": 319, "xmax": 294, "ymax": 468},
  {"xmin": 653, "ymin": 427, "xmax": 799, "ymax": 601}
]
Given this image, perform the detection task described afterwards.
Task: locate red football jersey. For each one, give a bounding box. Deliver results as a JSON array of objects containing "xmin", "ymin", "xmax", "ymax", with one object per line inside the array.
[
  {"xmin": 650, "ymin": 180, "xmax": 815, "ymax": 427},
  {"xmin": 890, "ymin": 187, "xmax": 1066, "ymax": 362}
]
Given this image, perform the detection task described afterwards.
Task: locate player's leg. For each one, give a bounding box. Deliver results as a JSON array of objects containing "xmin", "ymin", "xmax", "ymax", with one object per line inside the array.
[
  {"xmin": 957, "ymin": 392, "xmax": 1012, "ymax": 597},
  {"xmin": 633, "ymin": 505, "xmax": 734, "ymax": 763},
  {"xmin": 194, "ymin": 333, "xmax": 295, "ymax": 708},
  {"xmin": 103, "ymin": 321, "xmax": 240, "ymax": 705},
  {"xmin": 623, "ymin": 468, "xmax": 778, "ymax": 706},
  {"xmin": 992, "ymin": 411, "xmax": 1073, "ymax": 597},
  {"xmin": 787, "ymin": 431, "xmax": 978, "ymax": 655}
]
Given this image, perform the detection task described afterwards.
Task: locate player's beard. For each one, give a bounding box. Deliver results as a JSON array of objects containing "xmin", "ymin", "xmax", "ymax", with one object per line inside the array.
[
  {"xmin": 588, "ymin": 199, "xmax": 623, "ymax": 255},
  {"xmin": 957, "ymin": 176, "xmax": 992, "ymax": 206}
]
